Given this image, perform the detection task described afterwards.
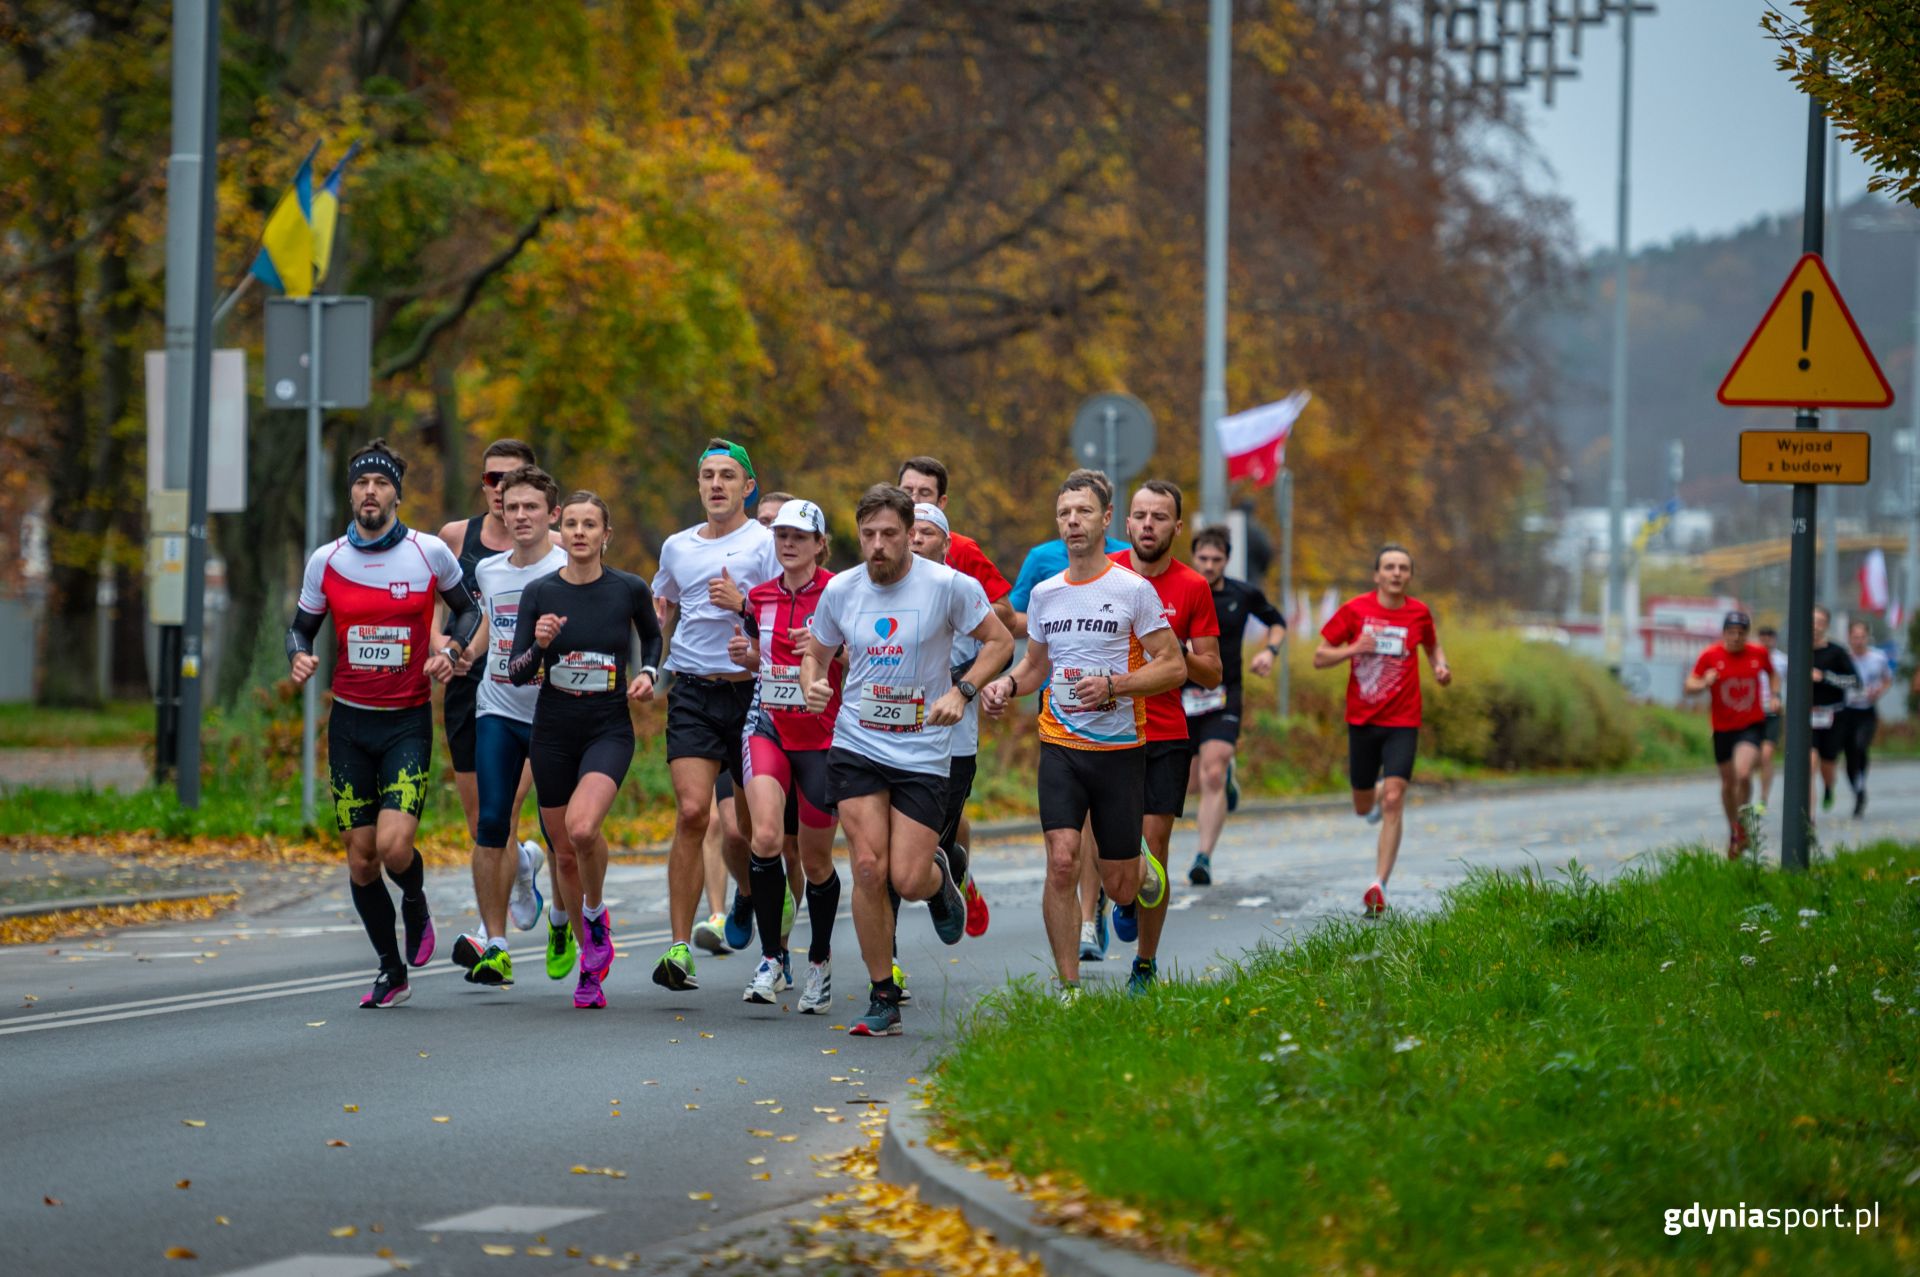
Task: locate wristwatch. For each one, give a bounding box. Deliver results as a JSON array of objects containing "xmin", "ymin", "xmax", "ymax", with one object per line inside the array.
[
  {"xmin": 638, "ymin": 664, "xmax": 660, "ymax": 684},
  {"xmin": 958, "ymin": 679, "xmax": 979, "ymax": 702},
  {"xmin": 441, "ymin": 643, "xmax": 463, "ymax": 664}
]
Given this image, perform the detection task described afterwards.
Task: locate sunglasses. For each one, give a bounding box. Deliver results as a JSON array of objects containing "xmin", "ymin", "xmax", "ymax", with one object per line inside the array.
[{"xmin": 481, "ymin": 470, "xmax": 516, "ymax": 489}]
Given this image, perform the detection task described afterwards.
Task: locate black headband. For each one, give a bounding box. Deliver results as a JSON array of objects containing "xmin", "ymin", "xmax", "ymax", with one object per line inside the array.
[{"xmin": 349, "ymin": 451, "xmax": 403, "ymax": 498}]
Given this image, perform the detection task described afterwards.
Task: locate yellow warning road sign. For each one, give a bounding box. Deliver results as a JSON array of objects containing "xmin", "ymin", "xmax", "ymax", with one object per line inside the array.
[
  {"xmin": 1717, "ymin": 253, "xmax": 1894, "ymax": 409},
  {"xmin": 1738, "ymin": 430, "xmax": 1870, "ymax": 485}
]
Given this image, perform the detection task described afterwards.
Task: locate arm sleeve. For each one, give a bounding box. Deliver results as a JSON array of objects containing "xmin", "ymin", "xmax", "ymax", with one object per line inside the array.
[
  {"xmin": 1246, "ymin": 585, "xmax": 1286, "ymax": 630},
  {"xmin": 285, "ymin": 607, "xmax": 325, "ymax": 663},
  {"xmin": 507, "ymin": 579, "xmax": 545, "ymax": 686},
  {"xmin": 439, "ymin": 578, "xmax": 482, "ymax": 651},
  {"xmin": 650, "ymin": 539, "xmax": 680, "ymax": 605},
  {"xmin": 630, "ymin": 574, "xmax": 664, "ymax": 669}
]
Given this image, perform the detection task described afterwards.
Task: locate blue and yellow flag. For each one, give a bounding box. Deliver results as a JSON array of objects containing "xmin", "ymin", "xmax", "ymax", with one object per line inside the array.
[
  {"xmin": 309, "ymin": 141, "xmax": 360, "ymax": 286},
  {"xmin": 248, "ymin": 143, "xmax": 319, "ymax": 297}
]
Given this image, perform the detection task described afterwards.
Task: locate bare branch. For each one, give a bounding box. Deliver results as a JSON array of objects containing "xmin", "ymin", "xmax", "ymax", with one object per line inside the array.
[{"xmin": 374, "ymin": 201, "xmax": 560, "ymax": 381}]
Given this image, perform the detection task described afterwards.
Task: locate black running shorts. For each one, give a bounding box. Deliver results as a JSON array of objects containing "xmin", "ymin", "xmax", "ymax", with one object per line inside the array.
[
  {"xmin": 530, "ymin": 693, "xmax": 635, "ymax": 808},
  {"xmin": 442, "ymin": 674, "xmax": 478, "ymax": 773},
  {"xmin": 826, "ymin": 748, "xmax": 946, "ymax": 834},
  {"xmin": 667, "ymin": 675, "xmax": 755, "ymax": 784},
  {"xmin": 1143, "ymin": 739, "xmax": 1194, "ymax": 819},
  {"xmin": 328, "ymin": 702, "xmax": 434, "ymax": 831},
  {"xmin": 1348, "ymin": 723, "xmax": 1419, "ymax": 792},
  {"xmin": 1038, "ymin": 743, "xmax": 1146, "ymax": 861},
  {"xmin": 1763, "ymin": 712, "xmax": 1782, "ymax": 746},
  {"xmin": 937, "ymin": 752, "xmax": 978, "ymax": 852},
  {"xmin": 1711, "ymin": 722, "xmax": 1766, "ymax": 765}
]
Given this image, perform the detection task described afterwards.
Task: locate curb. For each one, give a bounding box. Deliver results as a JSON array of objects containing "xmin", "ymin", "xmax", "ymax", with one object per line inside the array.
[
  {"xmin": 878, "ymin": 1104, "xmax": 1193, "ymax": 1277},
  {"xmin": 0, "ymin": 885, "xmax": 241, "ymax": 920}
]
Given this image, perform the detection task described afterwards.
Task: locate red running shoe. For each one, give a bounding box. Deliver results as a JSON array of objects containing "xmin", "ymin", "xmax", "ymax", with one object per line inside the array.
[
  {"xmin": 1728, "ymin": 823, "xmax": 1747, "ymax": 860},
  {"xmin": 962, "ymin": 874, "xmax": 990, "ymax": 938},
  {"xmin": 1363, "ymin": 883, "xmax": 1387, "ymax": 917}
]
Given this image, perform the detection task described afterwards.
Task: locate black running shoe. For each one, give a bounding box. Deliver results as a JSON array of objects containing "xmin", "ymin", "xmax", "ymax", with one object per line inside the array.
[
  {"xmin": 360, "ymin": 967, "xmax": 410, "ymax": 1009},
  {"xmin": 848, "ymin": 992, "xmax": 903, "ymax": 1037},
  {"xmin": 1188, "ymin": 853, "xmax": 1212, "ymax": 887},
  {"xmin": 1854, "ymin": 789, "xmax": 1867, "ymax": 818},
  {"xmin": 926, "ymin": 847, "xmax": 965, "ymax": 945},
  {"xmin": 401, "ymin": 893, "xmax": 435, "ymax": 968},
  {"xmin": 452, "ymin": 933, "xmax": 485, "ymax": 973}
]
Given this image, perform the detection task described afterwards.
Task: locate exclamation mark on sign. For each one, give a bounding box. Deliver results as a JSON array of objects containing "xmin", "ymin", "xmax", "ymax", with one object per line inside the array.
[{"xmin": 1797, "ymin": 290, "xmax": 1813, "ymax": 371}]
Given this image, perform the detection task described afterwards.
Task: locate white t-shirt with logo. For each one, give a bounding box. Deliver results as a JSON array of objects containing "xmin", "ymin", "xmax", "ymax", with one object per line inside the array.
[
  {"xmin": 474, "ymin": 546, "xmax": 566, "ymax": 722},
  {"xmin": 810, "ymin": 558, "xmax": 992, "ymax": 776},
  {"xmin": 1846, "ymin": 647, "xmax": 1892, "ymax": 709},
  {"xmin": 653, "ymin": 518, "xmax": 780, "ymax": 676}
]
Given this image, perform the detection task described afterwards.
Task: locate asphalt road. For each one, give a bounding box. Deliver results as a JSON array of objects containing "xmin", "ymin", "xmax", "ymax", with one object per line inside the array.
[{"xmin": 4, "ymin": 764, "xmax": 1916, "ymax": 1277}]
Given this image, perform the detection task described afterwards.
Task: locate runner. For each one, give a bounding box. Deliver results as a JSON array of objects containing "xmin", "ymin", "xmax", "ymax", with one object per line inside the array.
[
  {"xmin": 1807, "ymin": 606, "xmax": 1859, "ymax": 814},
  {"xmin": 1183, "ymin": 526, "xmax": 1286, "ymax": 886},
  {"xmin": 431, "ymin": 439, "xmax": 548, "ymax": 934},
  {"xmin": 980, "ymin": 472, "xmax": 1184, "ymax": 996},
  {"xmin": 507, "ymin": 491, "xmax": 662, "ymax": 1010},
  {"xmin": 1754, "ymin": 623, "xmax": 1785, "ymax": 814},
  {"xmin": 455, "ymin": 464, "xmax": 570, "ymax": 986},
  {"xmin": 728, "ymin": 498, "xmax": 844, "ymax": 1009},
  {"xmin": 1684, "ymin": 610, "xmax": 1771, "ymax": 858},
  {"xmin": 286, "ymin": 439, "xmax": 481, "ymax": 1008},
  {"xmin": 801, "ymin": 484, "xmax": 1012, "ymax": 1036},
  {"xmin": 1107, "ymin": 481, "xmax": 1220, "ymax": 993},
  {"xmin": 1313, "ymin": 544, "xmax": 1452, "ymax": 916},
  {"xmin": 1006, "ymin": 467, "xmax": 1129, "ymax": 639},
  {"xmin": 908, "ymin": 503, "xmax": 1003, "ymax": 938},
  {"xmin": 652, "ymin": 440, "xmax": 782, "ymax": 991},
  {"xmin": 1841, "ymin": 619, "xmax": 1892, "ymax": 817}
]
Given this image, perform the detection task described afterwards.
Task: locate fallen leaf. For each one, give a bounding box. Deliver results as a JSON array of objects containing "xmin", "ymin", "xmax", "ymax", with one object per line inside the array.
[
  {"xmin": 43, "ymin": 1197, "xmax": 61, "ymax": 1207},
  {"xmin": 214, "ymin": 1217, "xmax": 228, "ymax": 1226},
  {"xmin": 688, "ymin": 1191, "xmax": 713, "ymax": 1201},
  {"xmin": 431, "ymin": 1116, "xmax": 451, "ymax": 1124},
  {"xmin": 326, "ymin": 1139, "xmax": 349, "ymax": 1148},
  {"xmin": 343, "ymin": 1104, "xmax": 358, "ymax": 1113},
  {"xmin": 419, "ymin": 1052, "xmax": 429, "ymax": 1059},
  {"xmin": 181, "ymin": 1120, "xmax": 206, "ymax": 1128},
  {"xmin": 175, "ymin": 1180, "xmax": 191, "ymax": 1189},
  {"xmin": 698, "ymin": 1031, "xmax": 714, "ymax": 1039},
  {"xmin": 306, "ymin": 1021, "xmax": 326, "ymax": 1028},
  {"xmin": 164, "ymin": 1247, "xmax": 197, "ymax": 1260},
  {"xmin": 685, "ymin": 1104, "xmax": 699, "ymax": 1111},
  {"xmin": 751, "ymin": 1172, "xmax": 770, "ymax": 1181},
  {"xmin": 748, "ymin": 1129, "xmax": 774, "ymax": 1138},
  {"xmin": 569, "ymin": 1166, "xmax": 627, "ymax": 1179},
  {"xmin": 821, "ymin": 1048, "xmax": 838, "ymax": 1055},
  {"xmin": 747, "ymin": 1156, "xmax": 766, "ymax": 1166},
  {"xmin": 330, "ymin": 1225, "xmax": 358, "ymax": 1238},
  {"xmin": 376, "ymin": 1247, "xmax": 393, "ymax": 1259},
  {"xmin": 481, "ymin": 1244, "xmax": 515, "ymax": 1257},
  {"xmin": 526, "ymin": 1245, "xmax": 553, "ymax": 1257},
  {"xmin": 777, "ymin": 1135, "xmax": 798, "ymax": 1143},
  {"xmin": 756, "ymin": 1099, "xmax": 779, "ymax": 1106}
]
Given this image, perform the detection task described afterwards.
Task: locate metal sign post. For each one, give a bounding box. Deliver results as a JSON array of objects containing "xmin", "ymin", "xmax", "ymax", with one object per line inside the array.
[{"xmin": 266, "ymin": 295, "xmax": 373, "ymax": 826}]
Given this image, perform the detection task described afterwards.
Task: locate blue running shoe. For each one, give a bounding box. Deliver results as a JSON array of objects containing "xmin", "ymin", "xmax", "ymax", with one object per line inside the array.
[
  {"xmin": 1127, "ymin": 956, "xmax": 1157, "ymax": 995},
  {"xmin": 1112, "ymin": 898, "xmax": 1138, "ymax": 944},
  {"xmin": 723, "ymin": 887, "xmax": 754, "ymax": 951}
]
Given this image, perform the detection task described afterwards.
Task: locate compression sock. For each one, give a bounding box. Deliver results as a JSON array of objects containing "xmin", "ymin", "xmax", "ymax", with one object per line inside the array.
[
  {"xmin": 388, "ymin": 849, "xmax": 426, "ymax": 901},
  {"xmin": 805, "ymin": 871, "xmax": 841, "ymax": 964},
  {"xmin": 749, "ymin": 855, "xmax": 787, "ymax": 959},
  {"xmin": 350, "ymin": 877, "xmax": 402, "ymax": 969}
]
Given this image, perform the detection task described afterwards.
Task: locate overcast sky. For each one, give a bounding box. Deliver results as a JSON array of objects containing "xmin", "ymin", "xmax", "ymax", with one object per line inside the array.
[{"xmin": 1520, "ymin": 3, "xmax": 1875, "ymax": 254}]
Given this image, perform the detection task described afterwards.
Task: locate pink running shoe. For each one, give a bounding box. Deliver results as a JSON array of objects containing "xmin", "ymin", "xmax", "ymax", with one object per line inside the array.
[
  {"xmin": 574, "ymin": 969, "xmax": 606, "ymax": 1010},
  {"xmin": 582, "ymin": 910, "xmax": 615, "ymax": 980}
]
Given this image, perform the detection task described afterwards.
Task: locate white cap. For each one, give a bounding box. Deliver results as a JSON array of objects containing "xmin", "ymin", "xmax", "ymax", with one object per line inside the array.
[
  {"xmin": 912, "ymin": 503, "xmax": 950, "ymax": 536},
  {"xmin": 770, "ymin": 499, "xmax": 827, "ymax": 536}
]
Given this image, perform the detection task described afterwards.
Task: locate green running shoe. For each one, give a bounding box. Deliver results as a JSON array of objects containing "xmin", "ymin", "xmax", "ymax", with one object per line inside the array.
[
  {"xmin": 546, "ymin": 915, "xmax": 579, "ymax": 981},
  {"xmin": 891, "ymin": 959, "xmax": 912, "ymax": 1004},
  {"xmin": 1137, "ymin": 841, "xmax": 1169, "ymax": 910},
  {"xmin": 653, "ymin": 941, "xmax": 699, "ymax": 991},
  {"xmin": 471, "ymin": 945, "xmax": 514, "ymax": 987}
]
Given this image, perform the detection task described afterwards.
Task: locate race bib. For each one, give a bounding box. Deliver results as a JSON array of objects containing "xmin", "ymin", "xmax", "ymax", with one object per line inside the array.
[
  {"xmin": 1810, "ymin": 706, "xmax": 1835, "ymax": 730},
  {"xmin": 1182, "ymin": 685, "xmax": 1227, "ymax": 717},
  {"xmin": 1371, "ymin": 625, "xmax": 1408, "ymax": 658},
  {"xmin": 760, "ymin": 663, "xmax": 807, "ymax": 711},
  {"xmin": 858, "ymin": 683, "xmax": 924, "ymax": 732},
  {"xmin": 552, "ymin": 650, "xmax": 616, "ymax": 693},
  {"xmin": 346, "ymin": 625, "xmax": 409, "ymax": 670},
  {"xmin": 1050, "ymin": 667, "xmax": 1113, "ymax": 713}
]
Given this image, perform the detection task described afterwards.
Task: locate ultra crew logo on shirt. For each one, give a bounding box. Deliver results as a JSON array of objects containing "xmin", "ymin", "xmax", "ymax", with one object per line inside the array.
[
  {"xmin": 859, "ymin": 611, "xmax": 913, "ymax": 670},
  {"xmin": 874, "ymin": 617, "xmax": 900, "ymax": 641}
]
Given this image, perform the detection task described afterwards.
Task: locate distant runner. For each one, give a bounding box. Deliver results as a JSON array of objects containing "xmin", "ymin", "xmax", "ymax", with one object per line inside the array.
[
  {"xmin": 1840, "ymin": 619, "xmax": 1892, "ymax": 817},
  {"xmin": 287, "ymin": 439, "xmax": 481, "ymax": 1009},
  {"xmin": 1684, "ymin": 610, "xmax": 1770, "ymax": 858},
  {"xmin": 1807, "ymin": 606, "xmax": 1858, "ymax": 814},
  {"xmin": 1753, "ymin": 623, "xmax": 1785, "ymax": 814},
  {"xmin": 1314, "ymin": 544, "xmax": 1451, "ymax": 917},
  {"xmin": 1183, "ymin": 526, "xmax": 1286, "ymax": 886}
]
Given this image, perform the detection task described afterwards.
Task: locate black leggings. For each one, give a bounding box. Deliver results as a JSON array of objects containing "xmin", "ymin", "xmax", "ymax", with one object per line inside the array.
[
  {"xmin": 1842, "ymin": 707, "xmax": 1878, "ymax": 791},
  {"xmin": 530, "ymin": 693, "xmax": 634, "ymax": 808}
]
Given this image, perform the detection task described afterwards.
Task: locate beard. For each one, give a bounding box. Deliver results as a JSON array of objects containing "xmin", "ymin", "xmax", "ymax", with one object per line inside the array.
[
  {"xmin": 355, "ymin": 504, "xmax": 390, "ymax": 532},
  {"xmin": 1130, "ymin": 538, "xmax": 1169, "ymax": 564},
  {"xmin": 868, "ymin": 549, "xmax": 907, "ymax": 585}
]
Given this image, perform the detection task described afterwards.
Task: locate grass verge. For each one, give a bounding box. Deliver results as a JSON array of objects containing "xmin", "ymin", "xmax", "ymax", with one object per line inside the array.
[
  {"xmin": 932, "ymin": 842, "xmax": 1920, "ymax": 1275},
  {"xmin": 0, "ymin": 700, "xmax": 153, "ymax": 748}
]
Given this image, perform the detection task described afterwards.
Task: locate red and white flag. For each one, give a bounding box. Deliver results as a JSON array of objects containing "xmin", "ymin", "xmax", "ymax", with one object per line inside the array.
[
  {"xmin": 1858, "ymin": 548, "xmax": 1889, "ymax": 613},
  {"xmin": 1218, "ymin": 391, "xmax": 1310, "ymax": 487},
  {"xmin": 1888, "ymin": 597, "xmax": 1906, "ymax": 631}
]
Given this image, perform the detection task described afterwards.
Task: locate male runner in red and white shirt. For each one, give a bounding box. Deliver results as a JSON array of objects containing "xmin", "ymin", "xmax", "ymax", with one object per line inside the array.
[{"xmin": 1685, "ymin": 609, "xmax": 1772, "ymax": 858}]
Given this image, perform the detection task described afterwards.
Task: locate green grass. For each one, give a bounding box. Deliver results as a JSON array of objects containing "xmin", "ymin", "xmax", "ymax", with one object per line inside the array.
[
  {"xmin": 933, "ymin": 842, "xmax": 1920, "ymax": 1275},
  {"xmin": 0, "ymin": 699, "xmax": 153, "ymax": 748}
]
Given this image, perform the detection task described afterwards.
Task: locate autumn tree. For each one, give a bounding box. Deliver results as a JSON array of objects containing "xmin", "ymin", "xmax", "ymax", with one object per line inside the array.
[{"xmin": 1765, "ymin": 1, "xmax": 1920, "ymax": 207}]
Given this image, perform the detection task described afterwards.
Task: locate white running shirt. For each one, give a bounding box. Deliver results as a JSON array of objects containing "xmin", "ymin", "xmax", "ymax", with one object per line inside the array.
[
  {"xmin": 474, "ymin": 546, "xmax": 566, "ymax": 722},
  {"xmin": 653, "ymin": 518, "xmax": 780, "ymax": 676},
  {"xmin": 810, "ymin": 557, "xmax": 991, "ymax": 776},
  {"xmin": 1845, "ymin": 647, "xmax": 1892, "ymax": 709},
  {"xmin": 1026, "ymin": 561, "xmax": 1169, "ymax": 750}
]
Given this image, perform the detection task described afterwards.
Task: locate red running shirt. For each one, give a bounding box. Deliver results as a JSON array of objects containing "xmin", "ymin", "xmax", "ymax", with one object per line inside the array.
[
  {"xmin": 747, "ymin": 567, "xmax": 842, "ymax": 752},
  {"xmin": 298, "ymin": 530, "xmax": 464, "ymax": 709},
  {"xmin": 1691, "ymin": 642, "xmax": 1771, "ymax": 732},
  {"xmin": 946, "ymin": 533, "xmax": 1012, "ymax": 605},
  {"xmin": 1320, "ymin": 594, "xmax": 1437, "ymax": 728},
  {"xmin": 1110, "ymin": 551, "xmax": 1221, "ymax": 742}
]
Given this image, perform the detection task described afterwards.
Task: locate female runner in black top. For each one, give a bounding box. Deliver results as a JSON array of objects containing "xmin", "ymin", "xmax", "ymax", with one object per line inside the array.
[{"xmin": 508, "ymin": 491, "xmax": 662, "ymax": 1008}]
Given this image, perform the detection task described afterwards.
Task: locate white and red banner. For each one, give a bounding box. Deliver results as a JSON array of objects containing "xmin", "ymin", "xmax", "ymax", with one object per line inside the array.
[
  {"xmin": 1218, "ymin": 391, "xmax": 1310, "ymax": 487},
  {"xmin": 1858, "ymin": 548, "xmax": 1889, "ymax": 613}
]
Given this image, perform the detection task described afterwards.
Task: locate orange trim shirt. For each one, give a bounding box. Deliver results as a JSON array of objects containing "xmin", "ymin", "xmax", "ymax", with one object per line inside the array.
[{"xmin": 1027, "ymin": 561, "xmax": 1170, "ymax": 750}]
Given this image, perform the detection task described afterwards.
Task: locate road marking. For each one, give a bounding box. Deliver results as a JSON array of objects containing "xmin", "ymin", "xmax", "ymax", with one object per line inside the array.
[
  {"xmin": 215, "ymin": 1256, "xmax": 411, "ymax": 1277},
  {"xmin": 0, "ymin": 931, "xmax": 670, "ymax": 1037},
  {"xmin": 419, "ymin": 1205, "xmax": 602, "ymax": 1232}
]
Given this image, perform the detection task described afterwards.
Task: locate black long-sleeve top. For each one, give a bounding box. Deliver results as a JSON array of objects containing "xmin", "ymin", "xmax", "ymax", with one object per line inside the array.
[{"xmin": 507, "ymin": 567, "xmax": 662, "ymax": 697}]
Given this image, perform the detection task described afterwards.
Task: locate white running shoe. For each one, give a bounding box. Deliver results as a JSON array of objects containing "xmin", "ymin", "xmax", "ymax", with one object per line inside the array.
[
  {"xmin": 797, "ymin": 959, "xmax": 832, "ymax": 1013},
  {"xmin": 743, "ymin": 955, "xmax": 788, "ymax": 1004},
  {"xmin": 693, "ymin": 912, "xmax": 729, "ymax": 954},
  {"xmin": 1078, "ymin": 921, "xmax": 1101, "ymax": 961},
  {"xmin": 1364, "ymin": 800, "xmax": 1383, "ymax": 826},
  {"xmin": 509, "ymin": 840, "xmax": 544, "ymax": 931}
]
